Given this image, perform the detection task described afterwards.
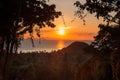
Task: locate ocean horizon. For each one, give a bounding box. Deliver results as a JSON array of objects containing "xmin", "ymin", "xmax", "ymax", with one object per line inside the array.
[{"xmin": 18, "ymin": 39, "xmax": 92, "ymax": 53}]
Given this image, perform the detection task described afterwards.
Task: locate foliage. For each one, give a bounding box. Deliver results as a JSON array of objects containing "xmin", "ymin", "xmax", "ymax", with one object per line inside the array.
[
  {"xmin": 92, "ymin": 24, "xmax": 120, "ymax": 51},
  {"xmin": 0, "ymin": 0, "xmax": 61, "ymax": 53},
  {"xmin": 0, "ymin": 48, "xmax": 114, "ymax": 80},
  {"xmin": 74, "ymin": 0, "xmax": 120, "ymax": 51},
  {"xmin": 74, "ymin": 0, "xmax": 120, "ymax": 25},
  {"xmin": 0, "ymin": 1, "xmax": 61, "ymax": 80},
  {"xmin": 0, "ymin": 44, "xmax": 94, "ymax": 80}
]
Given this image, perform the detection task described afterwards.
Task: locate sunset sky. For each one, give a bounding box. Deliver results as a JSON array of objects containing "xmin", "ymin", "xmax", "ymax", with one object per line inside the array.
[{"xmin": 25, "ymin": 0, "xmax": 103, "ymax": 40}]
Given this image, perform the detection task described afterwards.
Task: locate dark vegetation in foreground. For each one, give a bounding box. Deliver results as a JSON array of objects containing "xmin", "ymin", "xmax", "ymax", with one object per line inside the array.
[{"xmin": 0, "ymin": 41, "xmax": 120, "ymax": 80}]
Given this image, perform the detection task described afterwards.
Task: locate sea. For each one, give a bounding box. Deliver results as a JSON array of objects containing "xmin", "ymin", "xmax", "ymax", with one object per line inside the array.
[{"xmin": 18, "ymin": 39, "xmax": 92, "ymax": 53}]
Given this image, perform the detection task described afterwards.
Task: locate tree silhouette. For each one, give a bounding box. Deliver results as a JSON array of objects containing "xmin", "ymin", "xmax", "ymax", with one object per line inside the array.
[
  {"xmin": 74, "ymin": 0, "xmax": 120, "ymax": 52},
  {"xmin": 92, "ymin": 24, "xmax": 120, "ymax": 52},
  {"xmin": 74, "ymin": 1, "xmax": 120, "ymax": 80},
  {"xmin": 0, "ymin": 0, "xmax": 61, "ymax": 54},
  {"xmin": 0, "ymin": 0, "xmax": 61, "ymax": 80},
  {"xmin": 74, "ymin": 0, "xmax": 120, "ymax": 24}
]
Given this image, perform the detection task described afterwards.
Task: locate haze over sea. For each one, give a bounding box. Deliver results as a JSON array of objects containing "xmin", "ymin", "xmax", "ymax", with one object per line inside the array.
[{"xmin": 18, "ymin": 39, "xmax": 92, "ymax": 53}]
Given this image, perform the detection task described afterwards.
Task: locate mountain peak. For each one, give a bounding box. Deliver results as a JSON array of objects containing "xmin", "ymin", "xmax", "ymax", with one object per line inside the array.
[
  {"xmin": 58, "ymin": 41, "xmax": 89, "ymax": 54},
  {"xmin": 67, "ymin": 41, "xmax": 88, "ymax": 49}
]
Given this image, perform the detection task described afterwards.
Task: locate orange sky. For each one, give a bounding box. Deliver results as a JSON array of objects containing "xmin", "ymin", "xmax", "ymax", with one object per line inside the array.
[{"xmin": 24, "ymin": 0, "xmax": 103, "ymax": 40}]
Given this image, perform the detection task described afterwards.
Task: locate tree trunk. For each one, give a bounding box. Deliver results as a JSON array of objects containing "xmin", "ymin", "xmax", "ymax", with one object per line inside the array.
[
  {"xmin": 111, "ymin": 49, "xmax": 120, "ymax": 80},
  {"xmin": 2, "ymin": 52, "xmax": 9, "ymax": 80},
  {"xmin": 0, "ymin": 36, "xmax": 5, "ymax": 59},
  {"xmin": 2, "ymin": 39, "xmax": 10, "ymax": 80},
  {"xmin": 10, "ymin": 41, "xmax": 14, "ymax": 54}
]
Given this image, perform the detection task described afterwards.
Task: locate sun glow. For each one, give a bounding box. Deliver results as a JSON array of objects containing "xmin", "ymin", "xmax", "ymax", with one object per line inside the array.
[{"xmin": 58, "ymin": 28, "xmax": 65, "ymax": 35}]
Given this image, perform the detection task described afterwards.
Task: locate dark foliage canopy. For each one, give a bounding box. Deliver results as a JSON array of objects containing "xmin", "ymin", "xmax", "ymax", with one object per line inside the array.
[
  {"xmin": 74, "ymin": 0, "xmax": 120, "ymax": 51},
  {"xmin": 0, "ymin": 0, "xmax": 61, "ymax": 53},
  {"xmin": 92, "ymin": 24, "xmax": 120, "ymax": 51},
  {"xmin": 74, "ymin": 0, "xmax": 120, "ymax": 25}
]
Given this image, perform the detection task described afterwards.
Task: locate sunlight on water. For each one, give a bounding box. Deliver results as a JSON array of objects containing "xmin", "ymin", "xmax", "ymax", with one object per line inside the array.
[
  {"xmin": 57, "ymin": 40, "xmax": 65, "ymax": 50},
  {"xmin": 18, "ymin": 39, "xmax": 92, "ymax": 53}
]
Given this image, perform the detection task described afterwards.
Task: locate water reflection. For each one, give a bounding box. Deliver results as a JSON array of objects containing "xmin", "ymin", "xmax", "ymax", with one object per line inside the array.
[{"xmin": 57, "ymin": 40, "xmax": 65, "ymax": 50}]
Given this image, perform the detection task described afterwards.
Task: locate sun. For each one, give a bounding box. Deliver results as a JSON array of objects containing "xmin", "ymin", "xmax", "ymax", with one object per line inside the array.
[{"xmin": 58, "ymin": 28, "xmax": 65, "ymax": 35}]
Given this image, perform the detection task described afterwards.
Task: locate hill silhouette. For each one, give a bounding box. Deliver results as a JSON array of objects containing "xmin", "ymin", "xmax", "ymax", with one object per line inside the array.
[
  {"xmin": 58, "ymin": 41, "xmax": 89, "ymax": 54},
  {"xmin": 1, "ymin": 41, "xmax": 116, "ymax": 80}
]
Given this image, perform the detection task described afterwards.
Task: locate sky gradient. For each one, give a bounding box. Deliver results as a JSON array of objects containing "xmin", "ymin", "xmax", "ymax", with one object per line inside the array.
[{"xmin": 25, "ymin": 0, "xmax": 102, "ymax": 40}]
